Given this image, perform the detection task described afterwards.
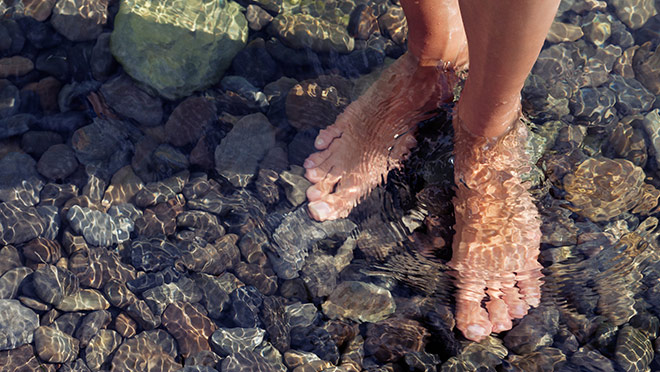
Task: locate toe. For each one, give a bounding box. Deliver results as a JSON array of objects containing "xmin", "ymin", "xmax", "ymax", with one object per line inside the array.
[
  {"xmin": 315, "ymin": 125, "xmax": 344, "ymax": 150},
  {"xmin": 308, "ymin": 201, "xmax": 334, "ymax": 221},
  {"xmin": 486, "ymin": 297, "xmax": 513, "ymax": 333},
  {"xmin": 454, "ymin": 284, "xmax": 493, "ymax": 342},
  {"xmin": 303, "ymin": 150, "xmax": 332, "ymax": 172}
]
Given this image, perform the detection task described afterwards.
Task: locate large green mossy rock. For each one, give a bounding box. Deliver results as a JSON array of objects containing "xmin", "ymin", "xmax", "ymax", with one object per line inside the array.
[{"xmin": 110, "ymin": 0, "xmax": 248, "ymax": 100}]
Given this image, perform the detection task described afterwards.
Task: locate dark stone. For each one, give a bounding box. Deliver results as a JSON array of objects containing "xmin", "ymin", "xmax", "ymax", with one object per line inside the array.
[
  {"xmin": 36, "ymin": 111, "xmax": 89, "ymax": 133},
  {"xmin": 191, "ymin": 272, "xmax": 232, "ymax": 320},
  {"xmin": 260, "ymin": 296, "xmax": 290, "ymax": 353},
  {"xmin": 91, "ymin": 32, "xmax": 116, "ymax": 81},
  {"xmin": 37, "ymin": 143, "xmax": 79, "ymax": 180},
  {"xmin": 0, "ymin": 267, "xmax": 32, "ymax": 299},
  {"xmin": 143, "ymin": 277, "xmax": 203, "ymax": 316},
  {"xmin": 161, "ymin": 301, "xmax": 217, "ymax": 358},
  {"xmin": 230, "ymin": 38, "xmax": 280, "ymax": 88},
  {"xmin": 0, "ymin": 113, "xmax": 31, "ymax": 139},
  {"xmin": 229, "ymin": 286, "xmax": 263, "ymax": 328},
  {"xmin": 74, "ymin": 309, "xmax": 112, "ymax": 348},
  {"xmin": 0, "ymin": 202, "xmax": 46, "ymax": 245},
  {"xmin": 100, "ymin": 74, "xmax": 163, "ymax": 126},
  {"xmin": 0, "ymin": 299, "xmax": 39, "ymax": 350},
  {"xmin": 503, "ymin": 306, "xmax": 560, "ymax": 354},
  {"xmin": 177, "ymin": 233, "xmax": 240, "ymax": 275},
  {"xmin": 290, "ymin": 325, "xmax": 339, "ymax": 364},
  {"xmin": 126, "ymin": 266, "xmax": 182, "ymax": 294},
  {"xmin": 22, "ymin": 237, "xmax": 62, "ymax": 264},
  {"xmin": 35, "ymin": 47, "xmax": 69, "ymax": 81},
  {"xmin": 33, "ymin": 325, "xmax": 79, "ymax": 363},
  {"xmin": 0, "ymin": 79, "xmax": 20, "ymax": 120},
  {"xmin": 32, "ymin": 264, "xmax": 79, "ymax": 306}
]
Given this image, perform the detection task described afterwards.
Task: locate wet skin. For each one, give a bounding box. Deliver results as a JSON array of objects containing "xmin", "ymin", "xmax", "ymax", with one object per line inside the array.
[{"xmin": 304, "ymin": 0, "xmax": 559, "ymax": 341}]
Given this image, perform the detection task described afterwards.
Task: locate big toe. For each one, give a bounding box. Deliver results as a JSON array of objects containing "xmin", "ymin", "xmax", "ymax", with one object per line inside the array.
[
  {"xmin": 486, "ymin": 298, "xmax": 513, "ymax": 333},
  {"xmin": 456, "ymin": 300, "xmax": 493, "ymax": 342}
]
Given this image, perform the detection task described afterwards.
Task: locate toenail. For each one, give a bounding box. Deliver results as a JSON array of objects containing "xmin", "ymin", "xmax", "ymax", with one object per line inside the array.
[
  {"xmin": 303, "ymin": 159, "xmax": 315, "ymax": 168},
  {"xmin": 309, "ymin": 201, "xmax": 331, "ymax": 218},
  {"xmin": 315, "ymin": 137, "xmax": 324, "ymax": 147}
]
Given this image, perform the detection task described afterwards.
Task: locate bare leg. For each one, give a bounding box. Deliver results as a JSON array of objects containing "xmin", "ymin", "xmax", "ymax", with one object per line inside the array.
[
  {"xmin": 303, "ymin": 0, "xmax": 467, "ymax": 221},
  {"xmin": 449, "ymin": 0, "xmax": 560, "ymax": 341}
]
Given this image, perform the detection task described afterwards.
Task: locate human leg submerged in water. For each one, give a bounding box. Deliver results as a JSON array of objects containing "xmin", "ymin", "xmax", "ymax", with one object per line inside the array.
[{"xmin": 303, "ymin": 0, "xmax": 559, "ymax": 341}]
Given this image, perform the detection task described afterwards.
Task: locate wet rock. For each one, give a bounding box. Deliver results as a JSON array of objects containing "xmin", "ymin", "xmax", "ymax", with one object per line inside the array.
[
  {"xmin": 67, "ymin": 205, "xmax": 132, "ymax": 246},
  {"xmin": 143, "ymin": 277, "xmax": 203, "ymax": 316},
  {"xmin": 0, "ymin": 56, "xmax": 33, "ymax": 78},
  {"xmin": 285, "ymin": 302, "xmax": 318, "ymax": 329},
  {"xmin": 503, "ymin": 306, "xmax": 560, "ymax": 355},
  {"xmin": 69, "ymin": 246, "xmax": 137, "ymax": 289},
  {"xmin": 615, "ymin": 325, "xmax": 653, "ymax": 372},
  {"xmin": 71, "ymin": 118, "xmax": 137, "ymax": 176},
  {"xmin": 569, "ymin": 86, "xmax": 617, "ymax": 127},
  {"xmin": 133, "ymin": 141, "xmax": 190, "ymax": 183},
  {"xmin": 91, "ymin": 32, "xmax": 117, "ymax": 80},
  {"xmin": 269, "ymin": 208, "xmax": 356, "ymax": 279},
  {"xmin": 0, "ymin": 152, "xmax": 43, "ymax": 206},
  {"xmin": 290, "ymin": 325, "xmax": 340, "ymax": 364},
  {"xmin": 135, "ymin": 201, "xmax": 179, "ymax": 237},
  {"xmin": 191, "ymin": 272, "xmax": 233, "ymax": 319},
  {"xmin": 210, "ymin": 327, "xmax": 265, "ymax": 357},
  {"xmin": 284, "ymin": 349, "xmax": 322, "ymax": 369},
  {"xmin": 607, "ymin": 74, "xmax": 656, "ymax": 116},
  {"xmin": 285, "ymin": 75, "xmax": 351, "ymax": 131},
  {"xmin": 229, "ymin": 285, "xmax": 263, "ymax": 328},
  {"xmin": 609, "ymin": 121, "xmax": 647, "ymax": 166},
  {"xmin": 221, "ymin": 349, "xmax": 287, "ymax": 372},
  {"xmin": 442, "ymin": 337, "xmax": 507, "ymax": 371},
  {"xmin": 215, "ymin": 113, "xmax": 276, "ymax": 187},
  {"xmin": 256, "ymin": 169, "xmax": 280, "ymax": 205},
  {"xmin": 634, "ymin": 43, "xmax": 660, "ymax": 95},
  {"xmin": 34, "ymin": 325, "xmax": 79, "ymax": 363},
  {"xmin": 364, "ymin": 317, "xmax": 429, "ymax": 363},
  {"xmin": 85, "ymin": 329, "xmax": 122, "ymax": 370},
  {"xmin": 113, "ymin": 312, "xmax": 137, "ymax": 338},
  {"xmin": 52, "ymin": 312, "xmax": 84, "ymax": 336},
  {"xmin": 218, "ymin": 75, "xmax": 269, "ymax": 113},
  {"xmin": 546, "ymin": 20, "xmax": 584, "ymax": 43},
  {"xmin": 235, "ymin": 262, "xmax": 278, "ymax": 296},
  {"xmin": 610, "ymin": 0, "xmax": 657, "ymax": 29},
  {"xmin": 32, "ymin": 264, "xmax": 79, "ymax": 306},
  {"xmin": 246, "ymin": 4, "xmax": 273, "ymax": 31},
  {"xmin": 130, "ymin": 237, "xmax": 181, "ymax": 272},
  {"xmin": 564, "ymin": 157, "xmax": 647, "ymax": 221},
  {"xmin": 348, "ymin": 4, "xmax": 379, "ymax": 40},
  {"xmin": 0, "ymin": 245, "xmax": 21, "ymax": 276},
  {"xmin": 322, "ymin": 281, "xmax": 395, "ymax": 323},
  {"xmin": 178, "ymin": 233, "xmax": 240, "ymax": 275},
  {"xmin": 378, "ymin": 5, "xmax": 407, "ymax": 45},
  {"xmin": 177, "ymin": 210, "xmax": 225, "ymax": 242},
  {"xmin": 570, "ymin": 348, "xmax": 616, "ymax": 371},
  {"xmin": 55, "ymin": 288, "xmax": 110, "ymax": 311},
  {"xmin": 126, "ymin": 266, "xmax": 182, "ymax": 294},
  {"xmin": 0, "ymin": 202, "xmax": 46, "ymax": 245},
  {"xmin": 0, "ymin": 114, "xmax": 32, "ymax": 140},
  {"xmin": 260, "ymin": 296, "xmax": 290, "ymax": 353},
  {"xmin": 104, "ymin": 279, "xmax": 138, "ymax": 308},
  {"xmin": 111, "ymin": 0, "xmax": 248, "ymax": 100},
  {"xmin": 111, "ymin": 333, "xmax": 180, "ymax": 372},
  {"xmin": 75, "ymin": 309, "xmax": 112, "ymax": 348},
  {"xmin": 22, "ymin": 77, "xmax": 61, "ymax": 114},
  {"xmin": 102, "ymin": 166, "xmax": 144, "ymax": 208},
  {"xmin": 37, "ymin": 144, "xmax": 79, "ymax": 180},
  {"xmin": 301, "ymin": 252, "xmax": 338, "ymax": 298},
  {"xmin": 51, "ymin": 0, "xmax": 107, "ymax": 41},
  {"xmin": 0, "ymin": 344, "xmax": 50, "ymax": 372},
  {"xmin": 165, "ymin": 96, "xmax": 216, "ymax": 147},
  {"xmin": 0, "ymin": 266, "xmax": 31, "ymax": 300},
  {"xmin": 23, "ymin": 237, "xmax": 62, "ymax": 264},
  {"xmin": 162, "ymin": 301, "xmax": 217, "ymax": 358},
  {"xmin": 125, "ymin": 299, "xmax": 161, "ymax": 330},
  {"xmin": 581, "ymin": 12, "xmax": 611, "ymax": 45},
  {"xmin": 0, "ymin": 80, "xmax": 20, "ymax": 120},
  {"xmin": 0, "ymin": 299, "xmax": 39, "ymax": 350},
  {"xmin": 505, "ymin": 347, "xmax": 567, "ymax": 372},
  {"xmin": 134, "ymin": 172, "xmax": 188, "ymax": 208},
  {"xmin": 268, "ymin": 13, "xmax": 354, "ymax": 54},
  {"xmin": 100, "ymin": 74, "xmax": 163, "ymax": 126}
]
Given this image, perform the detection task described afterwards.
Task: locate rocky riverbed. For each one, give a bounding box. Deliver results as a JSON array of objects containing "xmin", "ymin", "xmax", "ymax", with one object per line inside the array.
[{"xmin": 1, "ymin": 0, "xmax": 660, "ymax": 371}]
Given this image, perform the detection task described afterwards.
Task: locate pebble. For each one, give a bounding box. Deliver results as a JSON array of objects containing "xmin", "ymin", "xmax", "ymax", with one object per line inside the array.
[
  {"xmin": 634, "ymin": 43, "xmax": 660, "ymax": 95},
  {"xmin": 0, "ymin": 344, "xmax": 52, "ymax": 372},
  {"xmin": 267, "ymin": 13, "xmax": 354, "ymax": 54},
  {"xmin": 322, "ymin": 281, "xmax": 395, "ymax": 323},
  {"xmin": 0, "ymin": 56, "xmax": 34, "ymax": 78},
  {"xmin": 210, "ymin": 327, "xmax": 265, "ymax": 356},
  {"xmin": 608, "ymin": 74, "xmax": 656, "ymax": 116},
  {"xmin": 0, "ymin": 152, "xmax": 43, "ymax": 206},
  {"xmin": 75, "ymin": 309, "xmax": 112, "ymax": 347},
  {"xmin": 609, "ymin": 0, "xmax": 657, "ymax": 29},
  {"xmin": 32, "ymin": 264, "xmax": 79, "ymax": 306},
  {"xmin": 0, "ymin": 202, "xmax": 46, "ymax": 245},
  {"xmin": 260, "ymin": 296, "xmax": 290, "ymax": 353},
  {"xmin": 22, "ymin": 237, "xmax": 62, "ymax": 264},
  {"xmin": 230, "ymin": 39, "xmax": 281, "ymax": 89},
  {"xmin": 143, "ymin": 277, "xmax": 203, "ymax": 316},
  {"xmin": 100, "ymin": 73, "xmax": 163, "ymax": 126},
  {"xmin": 165, "ymin": 96, "xmax": 216, "ymax": 146},
  {"xmin": 377, "ymin": 5, "xmax": 407, "ymax": 45},
  {"xmin": 37, "ymin": 144, "xmax": 79, "ymax": 180},
  {"xmin": 110, "ymin": 0, "xmax": 248, "ymax": 100},
  {"xmin": 51, "ymin": 0, "xmax": 107, "ymax": 41},
  {"xmin": 55, "ymin": 288, "xmax": 110, "ymax": 311},
  {"xmin": 191, "ymin": 272, "xmax": 233, "ymax": 320},
  {"xmin": 503, "ymin": 306, "xmax": 560, "ymax": 355},
  {"xmin": 85, "ymin": 329, "xmax": 122, "ymax": 370},
  {"xmin": 221, "ymin": 349, "xmax": 287, "ymax": 372},
  {"xmin": 364, "ymin": 317, "xmax": 429, "ymax": 363},
  {"xmin": 69, "ymin": 246, "xmax": 137, "ymax": 289},
  {"xmin": 546, "ymin": 20, "xmax": 584, "ymax": 43},
  {"xmin": 290, "ymin": 325, "xmax": 340, "ymax": 364},
  {"xmin": 33, "ymin": 325, "xmax": 79, "ymax": 363},
  {"xmin": 0, "ymin": 114, "xmax": 32, "ymax": 139},
  {"xmin": 178, "ymin": 233, "xmax": 240, "ymax": 275},
  {"xmin": 161, "ymin": 301, "xmax": 217, "ymax": 358},
  {"xmin": 301, "ymin": 252, "xmax": 338, "ymax": 298},
  {"xmin": 0, "ymin": 267, "xmax": 32, "ymax": 300},
  {"xmin": 246, "ymin": 4, "xmax": 274, "ymax": 31},
  {"xmin": 228, "ymin": 285, "xmax": 263, "ymax": 328},
  {"xmin": 111, "ymin": 333, "xmax": 180, "ymax": 372},
  {"xmin": 0, "ymin": 245, "xmax": 21, "ymax": 276},
  {"xmin": 214, "ymin": 112, "xmax": 277, "ymax": 187},
  {"xmin": 66, "ymin": 205, "xmax": 132, "ymax": 247},
  {"xmin": 0, "ymin": 299, "xmax": 39, "ymax": 350},
  {"xmin": 615, "ymin": 325, "xmax": 653, "ymax": 372}
]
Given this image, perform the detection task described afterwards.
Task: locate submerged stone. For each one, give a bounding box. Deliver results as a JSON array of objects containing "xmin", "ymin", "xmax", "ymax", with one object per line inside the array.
[
  {"xmin": 322, "ymin": 281, "xmax": 395, "ymax": 323},
  {"xmin": 110, "ymin": 0, "xmax": 248, "ymax": 99}
]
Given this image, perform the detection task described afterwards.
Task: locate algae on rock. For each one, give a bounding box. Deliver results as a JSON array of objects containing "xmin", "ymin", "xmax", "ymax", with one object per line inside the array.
[{"xmin": 110, "ymin": 0, "xmax": 248, "ymax": 100}]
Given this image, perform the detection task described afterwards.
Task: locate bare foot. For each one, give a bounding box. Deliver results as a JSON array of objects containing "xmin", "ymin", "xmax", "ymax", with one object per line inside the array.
[
  {"xmin": 304, "ymin": 52, "xmax": 459, "ymax": 221},
  {"xmin": 449, "ymin": 113, "xmax": 543, "ymax": 342}
]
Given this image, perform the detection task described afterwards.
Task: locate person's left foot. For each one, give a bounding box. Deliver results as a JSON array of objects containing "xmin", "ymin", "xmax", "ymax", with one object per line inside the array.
[{"xmin": 449, "ymin": 114, "xmax": 543, "ymax": 341}]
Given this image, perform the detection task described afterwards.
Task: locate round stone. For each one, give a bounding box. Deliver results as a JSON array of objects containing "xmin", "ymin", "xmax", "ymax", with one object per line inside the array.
[
  {"xmin": 0, "ymin": 299, "xmax": 39, "ymax": 351},
  {"xmin": 322, "ymin": 281, "xmax": 395, "ymax": 323},
  {"xmin": 37, "ymin": 144, "xmax": 79, "ymax": 180},
  {"xmin": 33, "ymin": 326, "xmax": 79, "ymax": 363}
]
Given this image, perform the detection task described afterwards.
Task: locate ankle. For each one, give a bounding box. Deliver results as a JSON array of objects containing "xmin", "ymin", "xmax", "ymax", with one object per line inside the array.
[{"xmin": 456, "ymin": 92, "xmax": 521, "ymax": 138}]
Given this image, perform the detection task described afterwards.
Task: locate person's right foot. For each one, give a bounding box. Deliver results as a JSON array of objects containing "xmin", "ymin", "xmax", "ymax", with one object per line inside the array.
[{"xmin": 303, "ymin": 52, "xmax": 460, "ymax": 221}]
